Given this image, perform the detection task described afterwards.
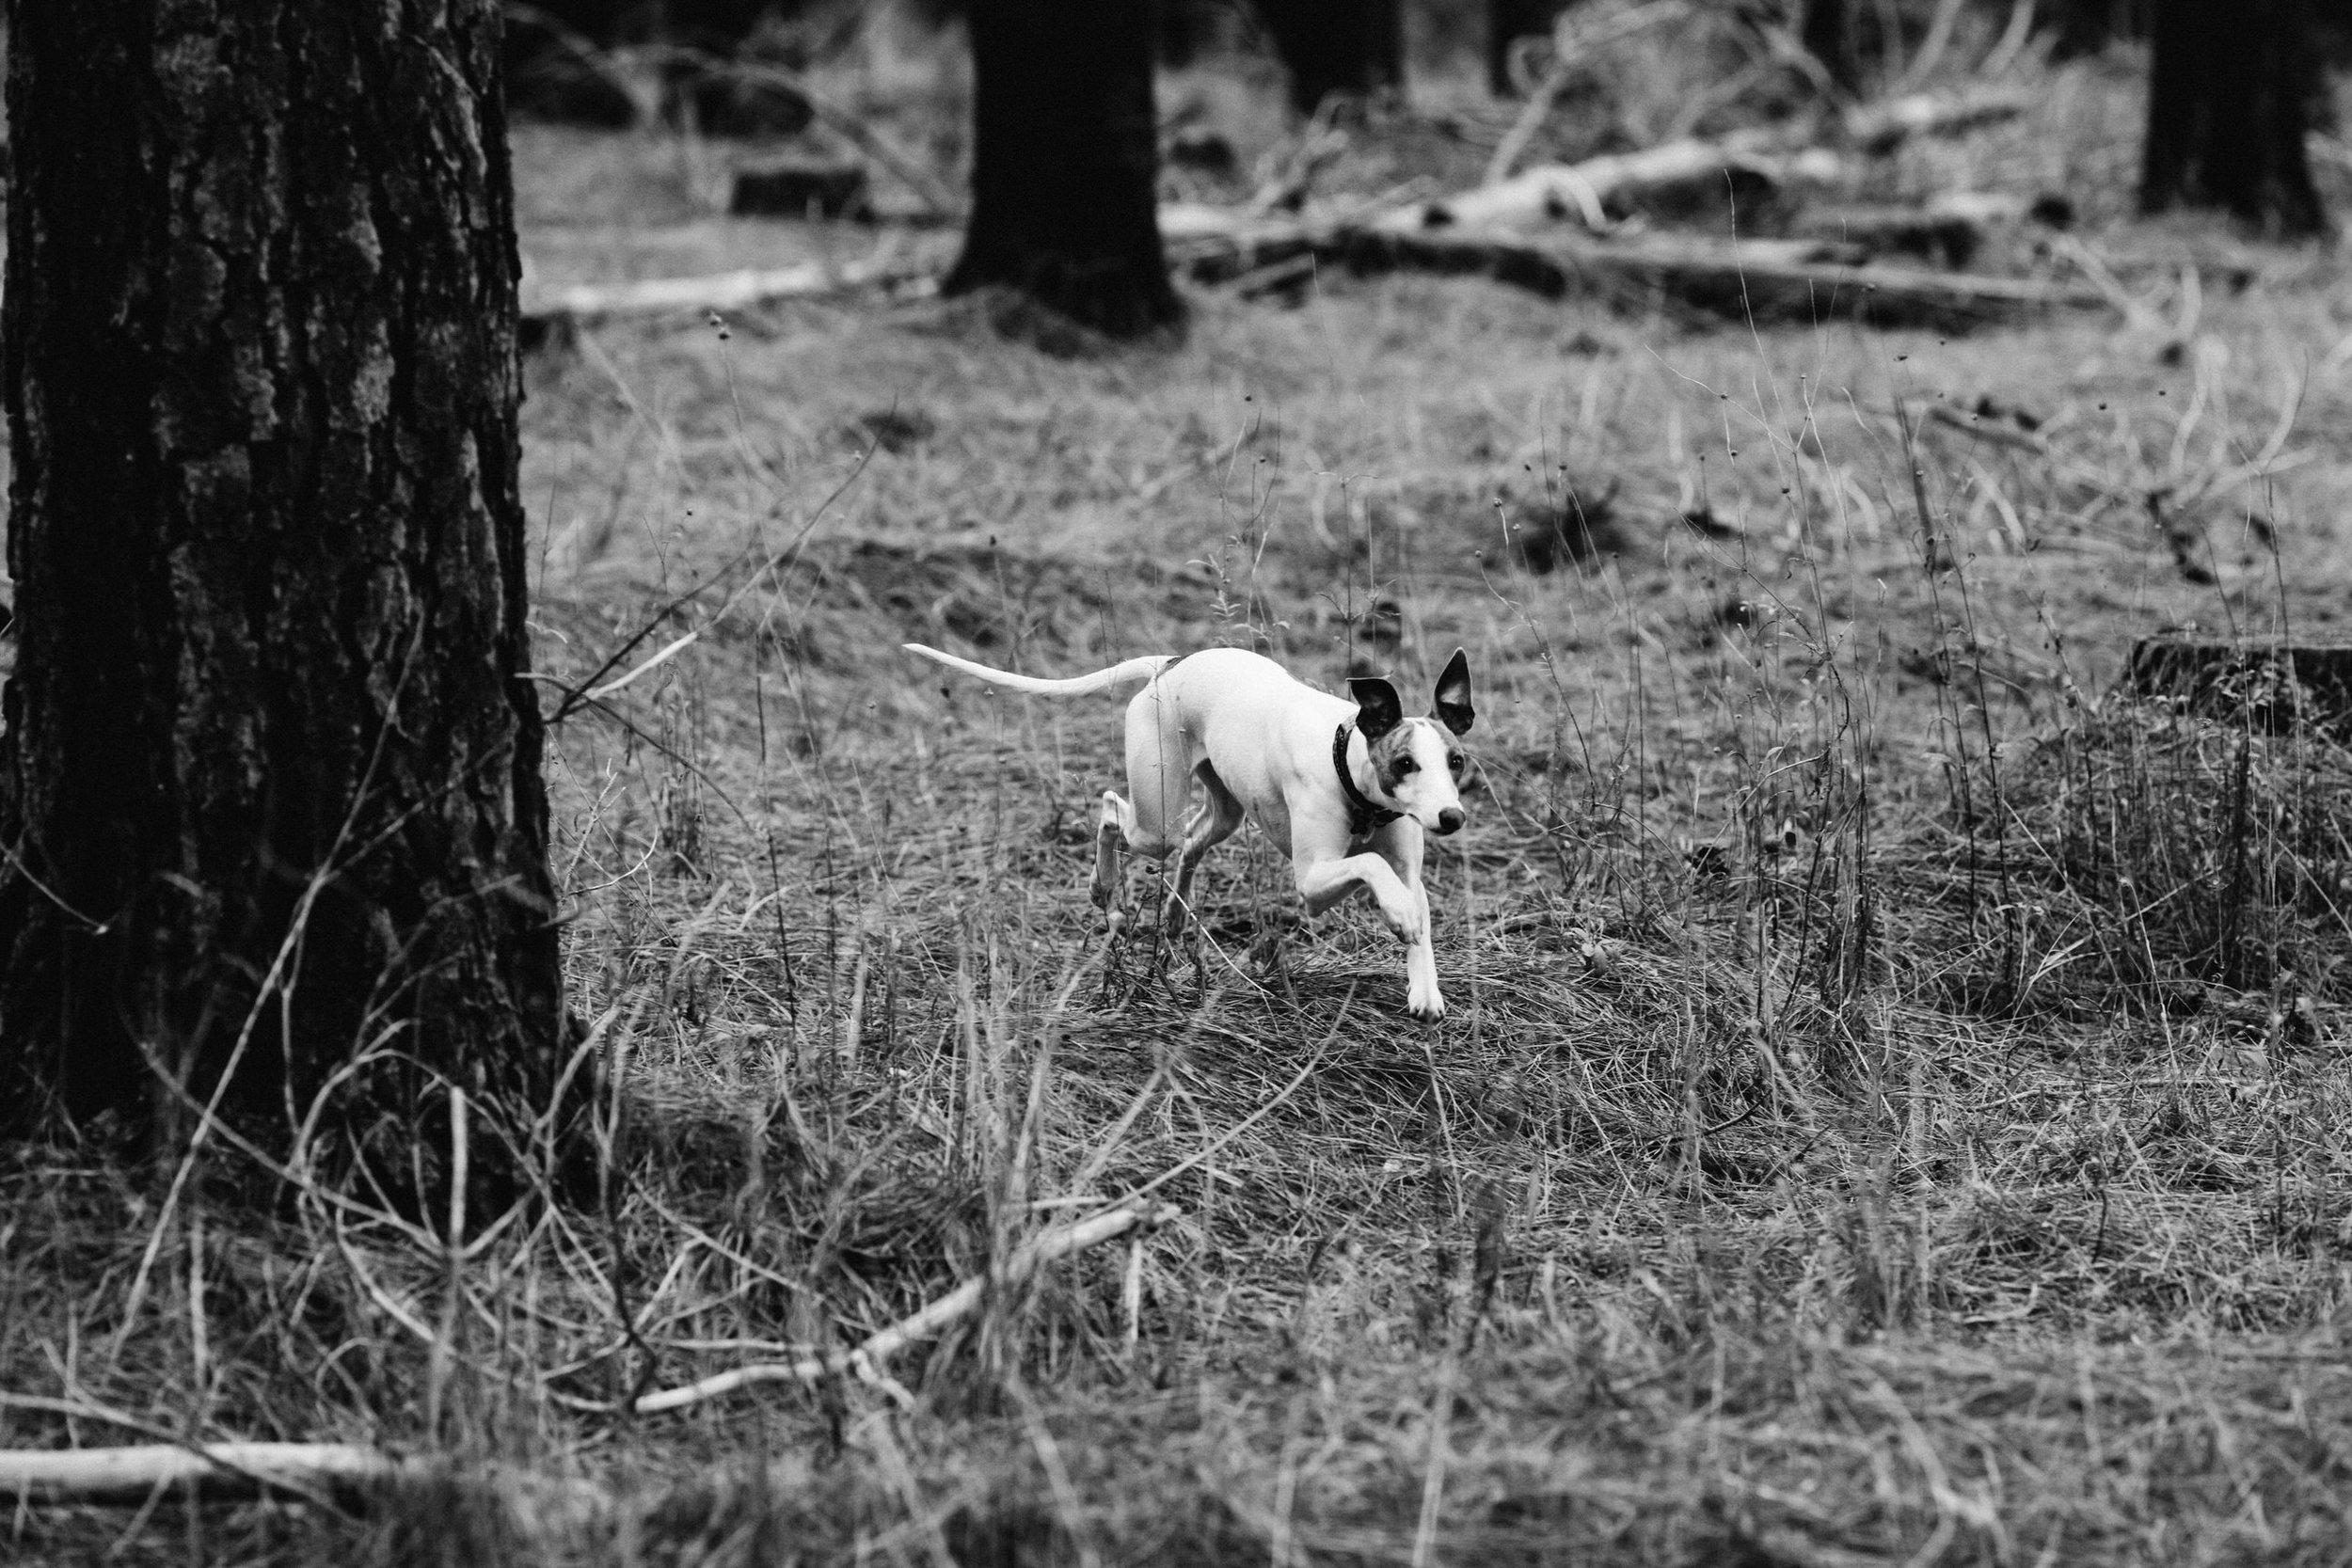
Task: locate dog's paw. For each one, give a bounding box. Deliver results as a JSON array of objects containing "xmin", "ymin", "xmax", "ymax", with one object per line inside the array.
[{"xmin": 1407, "ymin": 988, "xmax": 1447, "ymax": 1023}]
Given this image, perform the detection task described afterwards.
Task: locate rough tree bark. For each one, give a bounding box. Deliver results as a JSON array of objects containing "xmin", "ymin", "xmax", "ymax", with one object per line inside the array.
[
  {"xmin": 2140, "ymin": 0, "xmax": 2326, "ymax": 236},
  {"xmin": 946, "ymin": 0, "xmax": 1183, "ymax": 337},
  {"xmin": 1254, "ymin": 0, "xmax": 1405, "ymax": 117},
  {"xmin": 0, "ymin": 2, "xmax": 565, "ymax": 1174}
]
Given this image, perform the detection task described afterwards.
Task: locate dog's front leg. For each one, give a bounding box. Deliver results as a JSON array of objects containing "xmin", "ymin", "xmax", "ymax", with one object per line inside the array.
[
  {"xmin": 1402, "ymin": 898, "xmax": 1441, "ymax": 1021},
  {"xmin": 1375, "ymin": 821, "xmax": 1442, "ymax": 1022},
  {"xmin": 1294, "ymin": 852, "xmax": 1423, "ymax": 946},
  {"xmin": 1295, "ymin": 850, "xmax": 1443, "ymax": 1022}
]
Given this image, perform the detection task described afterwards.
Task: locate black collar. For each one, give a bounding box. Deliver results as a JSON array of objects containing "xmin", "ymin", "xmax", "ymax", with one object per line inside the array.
[{"xmin": 1333, "ymin": 723, "xmax": 1403, "ymax": 837}]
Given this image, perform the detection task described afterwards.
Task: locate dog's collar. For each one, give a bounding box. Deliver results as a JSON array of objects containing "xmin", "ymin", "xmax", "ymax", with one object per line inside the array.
[{"xmin": 1333, "ymin": 724, "xmax": 1403, "ymax": 837}]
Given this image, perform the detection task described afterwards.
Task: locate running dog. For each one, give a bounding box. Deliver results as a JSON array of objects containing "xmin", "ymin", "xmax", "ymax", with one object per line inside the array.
[{"xmin": 903, "ymin": 642, "xmax": 1474, "ymax": 1021}]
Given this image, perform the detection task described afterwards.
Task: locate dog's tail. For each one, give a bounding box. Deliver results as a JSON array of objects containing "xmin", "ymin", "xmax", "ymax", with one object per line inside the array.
[{"xmin": 902, "ymin": 642, "xmax": 1177, "ymax": 697}]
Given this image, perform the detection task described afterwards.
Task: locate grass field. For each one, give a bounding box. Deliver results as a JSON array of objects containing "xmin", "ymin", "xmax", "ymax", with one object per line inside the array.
[{"xmin": 9, "ymin": 36, "xmax": 2352, "ymax": 1568}]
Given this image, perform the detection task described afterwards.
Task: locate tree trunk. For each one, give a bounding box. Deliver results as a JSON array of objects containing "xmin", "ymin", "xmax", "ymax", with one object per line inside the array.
[
  {"xmin": 1802, "ymin": 0, "xmax": 1864, "ymax": 92},
  {"xmin": 1487, "ymin": 0, "xmax": 1571, "ymax": 97},
  {"xmin": 2047, "ymin": 0, "xmax": 2152, "ymax": 58},
  {"xmin": 2140, "ymin": 0, "xmax": 2326, "ymax": 236},
  {"xmin": 946, "ymin": 0, "xmax": 1183, "ymax": 338},
  {"xmin": 0, "ymin": 1, "xmax": 565, "ymax": 1181},
  {"xmin": 1159, "ymin": 0, "xmax": 1204, "ymax": 67},
  {"xmin": 1254, "ymin": 0, "xmax": 1405, "ymax": 118}
]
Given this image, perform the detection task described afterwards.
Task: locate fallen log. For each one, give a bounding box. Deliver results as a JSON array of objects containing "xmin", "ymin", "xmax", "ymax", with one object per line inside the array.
[
  {"xmin": 1374, "ymin": 139, "xmax": 1844, "ymax": 233},
  {"xmin": 0, "ymin": 1441, "xmax": 412, "ymax": 1507},
  {"xmin": 2123, "ymin": 635, "xmax": 2352, "ymax": 739},
  {"xmin": 729, "ymin": 157, "xmax": 873, "ymax": 221},
  {"xmin": 1159, "ymin": 201, "xmax": 1335, "ymax": 251},
  {"xmin": 1165, "ymin": 202, "xmax": 2104, "ymax": 326},
  {"xmin": 1791, "ymin": 198, "xmax": 2002, "ymax": 268},
  {"xmin": 1843, "ymin": 85, "xmax": 2037, "ymax": 153},
  {"xmin": 523, "ymin": 257, "xmax": 912, "ymax": 322},
  {"xmin": 1425, "ymin": 87, "xmax": 2031, "ymax": 237},
  {"xmin": 1778, "ymin": 192, "xmax": 2023, "ymax": 270},
  {"xmin": 1159, "ymin": 201, "xmax": 1345, "ymax": 287},
  {"xmin": 519, "ymin": 245, "xmax": 939, "ymax": 343},
  {"xmin": 1339, "ymin": 230, "xmax": 2105, "ymax": 329}
]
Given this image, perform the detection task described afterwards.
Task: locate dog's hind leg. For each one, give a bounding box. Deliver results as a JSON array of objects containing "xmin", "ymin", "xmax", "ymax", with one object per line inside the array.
[
  {"xmin": 1092, "ymin": 790, "xmax": 1137, "ymax": 925},
  {"xmin": 1162, "ymin": 763, "xmax": 1245, "ymax": 942},
  {"xmin": 1096, "ymin": 680, "xmax": 1186, "ymax": 928}
]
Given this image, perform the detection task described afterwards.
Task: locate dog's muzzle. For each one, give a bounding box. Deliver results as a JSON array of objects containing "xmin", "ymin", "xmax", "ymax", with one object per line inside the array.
[{"xmin": 1435, "ymin": 808, "xmax": 1466, "ymax": 836}]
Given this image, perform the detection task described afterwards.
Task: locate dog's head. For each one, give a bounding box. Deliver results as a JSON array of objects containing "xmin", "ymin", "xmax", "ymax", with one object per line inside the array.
[{"xmin": 1348, "ymin": 649, "xmax": 1475, "ymax": 836}]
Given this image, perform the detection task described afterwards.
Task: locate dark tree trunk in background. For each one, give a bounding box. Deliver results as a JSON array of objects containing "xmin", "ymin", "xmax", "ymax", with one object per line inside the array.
[
  {"xmin": 2140, "ymin": 0, "xmax": 2326, "ymax": 236},
  {"xmin": 1801, "ymin": 0, "xmax": 1864, "ymax": 92},
  {"xmin": 0, "ymin": 1, "xmax": 566, "ymax": 1175},
  {"xmin": 946, "ymin": 0, "xmax": 1183, "ymax": 337},
  {"xmin": 1487, "ymin": 0, "xmax": 1573, "ymax": 96},
  {"xmin": 1159, "ymin": 0, "xmax": 1206, "ymax": 67},
  {"xmin": 1254, "ymin": 0, "xmax": 1405, "ymax": 117},
  {"xmin": 2046, "ymin": 0, "xmax": 2152, "ymax": 56}
]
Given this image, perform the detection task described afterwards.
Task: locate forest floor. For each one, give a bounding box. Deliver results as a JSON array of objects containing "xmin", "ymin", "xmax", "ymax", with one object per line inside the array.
[{"xmin": 11, "ymin": 45, "xmax": 2352, "ymax": 1568}]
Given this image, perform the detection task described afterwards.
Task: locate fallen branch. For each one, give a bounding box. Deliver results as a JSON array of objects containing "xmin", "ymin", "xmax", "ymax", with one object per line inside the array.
[
  {"xmin": 1345, "ymin": 229, "xmax": 2099, "ymax": 327},
  {"xmin": 1843, "ymin": 84, "xmax": 2036, "ymax": 153},
  {"xmin": 632, "ymin": 1200, "xmax": 1181, "ymax": 1415},
  {"xmin": 1790, "ymin": 192, "xmax": 2022, "ymax": 269},
  {"xmin": 1377, "ymin": 138, "xmax": 1844, "ymax": 233},
  {"xmin": 1165, "ymin": 208, "xmax": 2106, "ymax": 327},
  {"xmin": 521, "ymin": 244, "xmax": 939, "ymax": 333},
  {"xmin": 1449, "ymin": 85, "xmax": 2032, "ymax": 235},
  {"xmin": 1484, "ymin": 0, "xmax": 1694, "ymax": 186},
  {"xmin": 1160, "ymin": 202, "xmax": 1338, "ymax": 252},
  {"xmin": 0, "ymin": 1442, "xmax": 412, "ymax": 1507}
]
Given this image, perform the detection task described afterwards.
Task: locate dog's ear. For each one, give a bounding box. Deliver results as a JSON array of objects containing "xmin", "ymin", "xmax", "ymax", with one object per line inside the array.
[
  {"xmin": 1348, "ymin": 677, "xmax": 1404, "ymax": 740},
  {"xmin": 1432, "ymin": 648, "xmax": 1474, "ymax": 735}
]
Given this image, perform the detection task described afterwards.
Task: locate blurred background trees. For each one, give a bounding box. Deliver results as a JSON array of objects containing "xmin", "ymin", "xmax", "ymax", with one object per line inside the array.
[
  {"xmin": 497, "ymin": 0, "xmax": 2344, "ymax": 328},
  {"xmin": 2141, "ymin": 0, "xmax": 2326, "ymax": 236},
  {"xmin": 943, "ymin": 0, "xmax": 1184, "ymax": 333}
]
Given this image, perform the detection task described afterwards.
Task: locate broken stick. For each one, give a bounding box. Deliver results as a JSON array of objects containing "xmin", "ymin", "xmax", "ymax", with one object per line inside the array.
[
  {"xmin": 632, "ymin": 1200, "xmax": 1181, "ymax": 1415},
  {"xmin": 0, "ymin": 1442, "xmax": 411, "ymax": 1507},
  {"xmin": 1376, "ymin": 138, "xmax": 1844, "ymax": 234}
]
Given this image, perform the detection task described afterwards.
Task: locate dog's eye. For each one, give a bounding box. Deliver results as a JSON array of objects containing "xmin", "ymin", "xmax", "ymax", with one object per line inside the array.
[
  {"xmin": 1395, "ymin": 757, "xmax": 1418, "ymax": 775},
  {"xmin": 1448, "ymin": 755, "xmax": 1464, "ymax": 773}
]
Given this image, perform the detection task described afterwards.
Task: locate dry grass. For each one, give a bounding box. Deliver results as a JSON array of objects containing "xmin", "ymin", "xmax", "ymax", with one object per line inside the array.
[{"xmin": 11, "ymin": 36, "xmax": 2352, "ymax": 1568}]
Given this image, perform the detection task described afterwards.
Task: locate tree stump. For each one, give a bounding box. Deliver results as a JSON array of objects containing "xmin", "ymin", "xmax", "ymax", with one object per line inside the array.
[
  {"xmin": 2122, "ymin": 634, "xmax": 2352, "ymax": 738},
  {"xmin": 729, "ymin": 158, "xmax": 872, "ymax": 221}
]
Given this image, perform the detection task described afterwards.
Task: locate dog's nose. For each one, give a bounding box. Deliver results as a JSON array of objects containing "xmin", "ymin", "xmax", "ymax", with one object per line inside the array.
[{"xmin": 1436, "ymin": 808, "xmax": 1466, "ymax": 835}]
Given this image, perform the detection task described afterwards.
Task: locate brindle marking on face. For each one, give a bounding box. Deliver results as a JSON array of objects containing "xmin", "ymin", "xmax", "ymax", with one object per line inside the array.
[{"xmin": 1373, "ymin": 720, "xmax": 1466, "ymax": 793}]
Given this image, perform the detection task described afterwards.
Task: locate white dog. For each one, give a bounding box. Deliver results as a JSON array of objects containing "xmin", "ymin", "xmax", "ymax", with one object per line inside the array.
[{"xmin": 903, "ymin": 642, "xmax": 1475, "ymax": 1021}]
